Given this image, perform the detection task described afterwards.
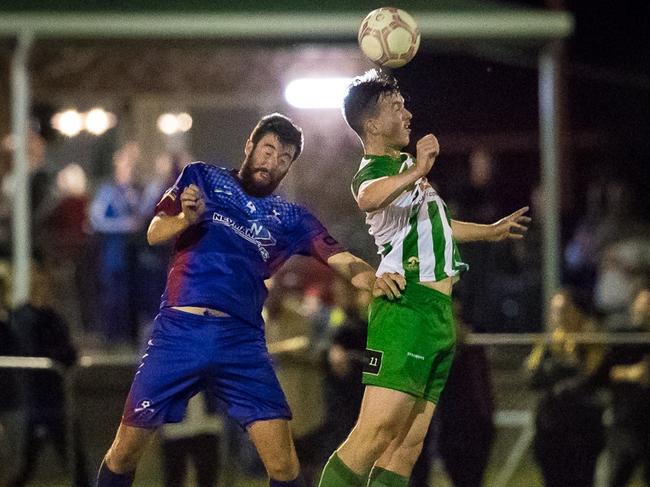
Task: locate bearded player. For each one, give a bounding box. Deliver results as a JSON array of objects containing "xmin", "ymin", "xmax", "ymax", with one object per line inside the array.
[
  {"xmin": 318, "ymin": 71, "xmax": 530, "ymax": 487},
  {"xmin": 95, "ymin": 113, "xmax": 405, "ymax": 487}
]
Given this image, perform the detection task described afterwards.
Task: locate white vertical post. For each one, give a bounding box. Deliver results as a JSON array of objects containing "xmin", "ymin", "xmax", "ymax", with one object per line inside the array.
[
  {"xmin": 10, "ymin": 31, "xmax": 33, "ymax": 306},
  {"xmin": 539, "ymin": 41, "xmax": 562, "ymax": 326}
]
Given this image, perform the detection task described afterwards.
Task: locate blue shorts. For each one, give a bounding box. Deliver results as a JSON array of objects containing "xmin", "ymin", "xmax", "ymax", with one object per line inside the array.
[{"xmin": 122, "ymin": 307, "xmax": 291, "ymax": 429}]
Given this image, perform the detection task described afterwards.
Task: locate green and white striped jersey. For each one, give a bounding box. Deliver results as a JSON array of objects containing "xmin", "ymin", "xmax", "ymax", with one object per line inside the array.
[{"xmin": 351, "ymin": 153, "xmax": 468, "ymax": 282}]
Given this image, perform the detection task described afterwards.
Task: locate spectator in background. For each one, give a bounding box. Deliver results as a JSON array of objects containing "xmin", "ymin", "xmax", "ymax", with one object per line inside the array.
[
  {"xmin": 0, "ymin": 137, "xmax": 13, "ymax": 256},
  {"xmin": 296, "ymin": 278, "xmax": 369, "ymax": 486},
  {"xmin": 0, "ymin": 128, "xmax": 54, "ymax": 253},
  {"xmin": 526, "ymin": 289, "xmax": 605, "ymax": 487},
  {"xmin": 89, "ymin": 142, "xmax": 143, "ymax": 349},
  {"xmin": 9, "ymin": 259, "xmax": 89, "ymax": 487},
  {"xmin": 0, "ymin": 267, "xmax": 21, "ymax": 486},
  {"xmin": 450, "ymin": 149, "xmax": 509, "ymax": 331},
  {"xmin": 137, "ymin": 151, "xmax": 193, "ymax": 326},
  {"xmin": 595, "ymin": 288, "xmax": 650, "ymax": 487},
  {"xmin": 453, "ymin": 148, "xmax": 502, "ymax": 224},
  {"xmin": 38, "ymin": 163, "xmax": 91, "ymax": 341},
  {"xmin": 411, "ymin": 303, "xmax": 495, "ymax": 487},
  {"xmin": 564, "ymin": 181, "xmax": 606, "ymax": 297},
  {"xmin": 590, "ymin": 179, "xmax": 650, "ymax": 330},
  {"xmin": 160, "ymin": 392, "xmax": 223, "ymax": 487}
]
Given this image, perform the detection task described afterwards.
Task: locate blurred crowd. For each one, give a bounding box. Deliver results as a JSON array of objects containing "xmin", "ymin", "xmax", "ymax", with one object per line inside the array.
[{"xmin": 0, "ymin": 126, "xmax": 648, "ymax": 486}]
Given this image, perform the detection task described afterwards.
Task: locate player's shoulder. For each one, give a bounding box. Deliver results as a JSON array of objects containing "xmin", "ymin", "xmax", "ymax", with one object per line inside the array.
[
  {"xmin": 267, "ymin": 195, "xmax": 314, "ymax": 225},
  {"xmin": 182, "ymin": 162, "xmax": 237, "ymax": 185},
  {"xmin": 354, "ymin": 153, "xmax": 410, "ymax": 176},
  {"xmin": 183, "ymin": 161, "xmax": 230, "ymax": 175}
]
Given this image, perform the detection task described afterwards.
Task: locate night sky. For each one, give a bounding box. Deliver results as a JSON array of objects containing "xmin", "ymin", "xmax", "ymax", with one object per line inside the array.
[{"xmin": 391, "ymin": 0, "xmax": 649, "ymax": 219}]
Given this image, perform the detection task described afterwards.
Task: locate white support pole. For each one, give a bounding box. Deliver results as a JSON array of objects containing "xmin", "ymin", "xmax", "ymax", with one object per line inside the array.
[
  {"xmin": 11, "ymin": 31, "xmax": 34, "ymax": 306},
  {"xmin": 538, "ymin": 41, "xmax": 562, "ymax": 326}
]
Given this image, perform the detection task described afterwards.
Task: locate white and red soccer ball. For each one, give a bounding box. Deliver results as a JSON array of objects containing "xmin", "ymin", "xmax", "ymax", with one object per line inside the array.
[{"xmin": 358, "ymin": 7, "xmax": 421, "ymax": 69}]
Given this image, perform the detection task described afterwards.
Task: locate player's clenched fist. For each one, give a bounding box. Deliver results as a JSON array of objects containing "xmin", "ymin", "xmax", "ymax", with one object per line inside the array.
[
  {"xmin": 415, "ymin": 134, "xmax": 439, "ymax": 178},
  {"xmin": 180, "ymin": 184, "xmax": 205, "ymax": 224}
]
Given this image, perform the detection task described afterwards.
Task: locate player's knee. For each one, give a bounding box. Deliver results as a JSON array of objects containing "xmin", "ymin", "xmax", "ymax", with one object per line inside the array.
[
  {"xmin": 105, "ymin": 449, "xmax": 139, "ymax": 474},
  {"xmin": 357, "ymin": 422, "xmax": 402, "ymax": 457},
  {"xmin": 264, "ymin": 451, "xmax": 300, "ymax": 481},
  {"xmin": 392, "ymin": 441, "xmax": 425, "ymax": 469},
  {"xmin": 105, "ymin": 439, "xmax": 147, "ymax": 473}
]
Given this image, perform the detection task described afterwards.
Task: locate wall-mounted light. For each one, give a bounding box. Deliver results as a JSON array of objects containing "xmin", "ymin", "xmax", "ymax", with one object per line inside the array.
[
  {"xmin": 157, "ymin": 112, "xmax": 193, "ymax": 135},
  {"xmin": 51, "ymin": 107, "xmax": 116, "ymax": 137},
  {"xmin": 85, "ymin": 108, "xmax": 116, "ymax": 135},
  {"xmin": 51, "ymin": 109, "xmax": 83, "ymax": 137}
]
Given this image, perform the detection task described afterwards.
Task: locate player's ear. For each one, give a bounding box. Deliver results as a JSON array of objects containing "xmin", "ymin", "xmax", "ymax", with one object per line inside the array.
[
  {"xmin": 365, "ymin": 117, "xmax": 380, "ymax": 136},
  {"xmin": 244, "ymin": 138, "xmax": 254, "ymax": 157}
]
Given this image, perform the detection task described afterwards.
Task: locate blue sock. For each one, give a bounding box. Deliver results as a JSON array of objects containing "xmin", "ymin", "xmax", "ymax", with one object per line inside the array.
[
  {"xmin": 96, "ymin": 460, "xmax": 134, "ymax": 487},
  {"xmin": 269, "ymin": 472, "xmax": 306, "ymax": 487}
]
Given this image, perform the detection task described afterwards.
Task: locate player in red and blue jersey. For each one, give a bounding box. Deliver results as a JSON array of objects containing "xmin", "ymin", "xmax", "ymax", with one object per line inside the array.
[{"xmin": 96, "ymin": 113, "xmax": 405, "ymax": 487}]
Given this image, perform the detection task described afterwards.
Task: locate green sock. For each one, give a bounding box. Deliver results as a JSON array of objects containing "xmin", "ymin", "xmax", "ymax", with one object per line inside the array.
[
  {"xmin": 367, "ymin": 466, "xmax": 409, "ymax": 487},
  {"xmin": 318, "ymin": 452, "xmax": 365, "ymax": 487}
]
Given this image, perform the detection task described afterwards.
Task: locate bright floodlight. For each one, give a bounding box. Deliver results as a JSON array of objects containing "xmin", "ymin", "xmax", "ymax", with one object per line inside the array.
[
  {"xmin": 52, "ymin": 110, "xmax": 84, "ymax": 137},
  {"xmin": 85, "ymin": 108, "xmax": 115, "ymax": 135},
  {"xmin": 157, "ymin": 113, "xmax": 180, "ymax": 135},
  {"xmin": 284, "ymin": 78, "xmax": 352, "ymax": 109}
]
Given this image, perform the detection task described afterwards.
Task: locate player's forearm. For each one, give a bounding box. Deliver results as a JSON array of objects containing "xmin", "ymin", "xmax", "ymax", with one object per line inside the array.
[
  {"xmin": 327, "ymin": 252, "xmax": 376, "ymax": 291},
  {"xmin": 147, "ymin": 214, "xmax": 191, "ymax": 246},
  {"xmin": 357, "ymin": 166, "xmax": 422, "ymax": 212},
  {"xmin": 451, "ymin": 220, "xmax": 496, "ymax": 242}
]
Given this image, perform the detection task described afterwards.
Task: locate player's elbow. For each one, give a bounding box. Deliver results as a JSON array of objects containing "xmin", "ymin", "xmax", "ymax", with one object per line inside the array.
[
  {"xmin": 147, "ymin": 221, "xmax": 164, "ymax": 246},
  {"xmin": 357, "ymin": 193, "xmax": 380, "ymax": 213},
  {"xmin": 146, "ymin": 228, "xmax": 159, "ymax": 246}
]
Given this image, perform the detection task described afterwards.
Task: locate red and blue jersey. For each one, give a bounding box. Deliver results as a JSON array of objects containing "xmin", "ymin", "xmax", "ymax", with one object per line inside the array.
[{"xmin": 154, "ymin": 162, "xmax": 345, "ymax": 329}]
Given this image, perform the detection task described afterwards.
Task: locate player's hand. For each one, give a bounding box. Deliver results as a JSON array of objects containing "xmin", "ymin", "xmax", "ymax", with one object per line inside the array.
[
  {"xmin": 488, "ymin": 206, "xmax": 531, "ymax": 241},
  {"xmin": 372, "ymin": 272, "xmax": 406, "ymax": 300},
  {"xmin": 180, "ymin": 184, "xmax": 205, "ymax": 225},
  {"xmin": 415, "ymin": 134, "xmax": 439, "ymax": 178}
]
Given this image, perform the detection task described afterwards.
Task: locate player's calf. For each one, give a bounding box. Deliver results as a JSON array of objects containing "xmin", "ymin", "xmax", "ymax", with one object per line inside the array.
[{"xmin": 96, "ymin": 423, "xmax": 156, "ymax": 486}]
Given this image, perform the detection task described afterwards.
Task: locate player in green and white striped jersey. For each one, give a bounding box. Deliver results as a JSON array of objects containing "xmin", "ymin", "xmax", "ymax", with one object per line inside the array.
[
  {"xmin": 351, "ymin": 152, "xmax": 468, "ymax": 284},
  {"xmin": 319, "ymin": 70, "xmax": 530, "ymax": 487}
]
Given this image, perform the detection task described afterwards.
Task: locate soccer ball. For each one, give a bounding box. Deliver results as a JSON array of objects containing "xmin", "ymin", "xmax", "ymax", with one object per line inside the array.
[{"xmin": 358, "ymin": 7, "xmax": 421, "ymax": 69}]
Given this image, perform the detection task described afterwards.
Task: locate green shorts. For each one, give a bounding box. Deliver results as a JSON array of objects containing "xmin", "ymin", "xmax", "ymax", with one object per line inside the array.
[{"xmin": 362, "ymin": 282, "xmax": 456, "ymax": 404}]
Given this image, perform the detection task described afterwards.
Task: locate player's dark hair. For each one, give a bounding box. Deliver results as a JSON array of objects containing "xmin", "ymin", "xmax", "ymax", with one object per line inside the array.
[
  {"xmin": 250, "ymin": 113, "xmax": 304, "ymax": 161},
  {"xmin": 343, "ymin": 69, "xmax": 400, "ymax": 138}
]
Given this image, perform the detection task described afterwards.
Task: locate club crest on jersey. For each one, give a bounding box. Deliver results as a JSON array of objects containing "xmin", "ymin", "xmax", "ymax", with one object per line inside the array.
[{"xmin": 406, "ymin": 256, "xmax": 419, "ymax": 271}]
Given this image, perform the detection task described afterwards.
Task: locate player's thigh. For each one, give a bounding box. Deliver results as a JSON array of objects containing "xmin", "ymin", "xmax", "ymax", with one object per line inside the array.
[
  {"xmin": 356, "ymin": 385, "xmax": 419, "ymax": 435},
  {"xmin": 208, "ymin": 335, "xmax": 291, "ymax": 428},
  {"xmin": 395, "ymin": 399, "xmax": 435, "ymax": 449}
]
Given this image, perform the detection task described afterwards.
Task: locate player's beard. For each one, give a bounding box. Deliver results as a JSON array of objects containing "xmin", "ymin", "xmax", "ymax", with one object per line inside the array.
[{"xmin": 239, "ymin": 156, "xmax": 281, "ymax": 197}]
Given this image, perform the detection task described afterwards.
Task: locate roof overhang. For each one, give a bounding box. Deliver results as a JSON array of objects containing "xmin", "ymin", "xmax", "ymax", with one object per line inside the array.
[{"xmin": 0, "ymin": 11, "xmax": 573, "ymax": 41}]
